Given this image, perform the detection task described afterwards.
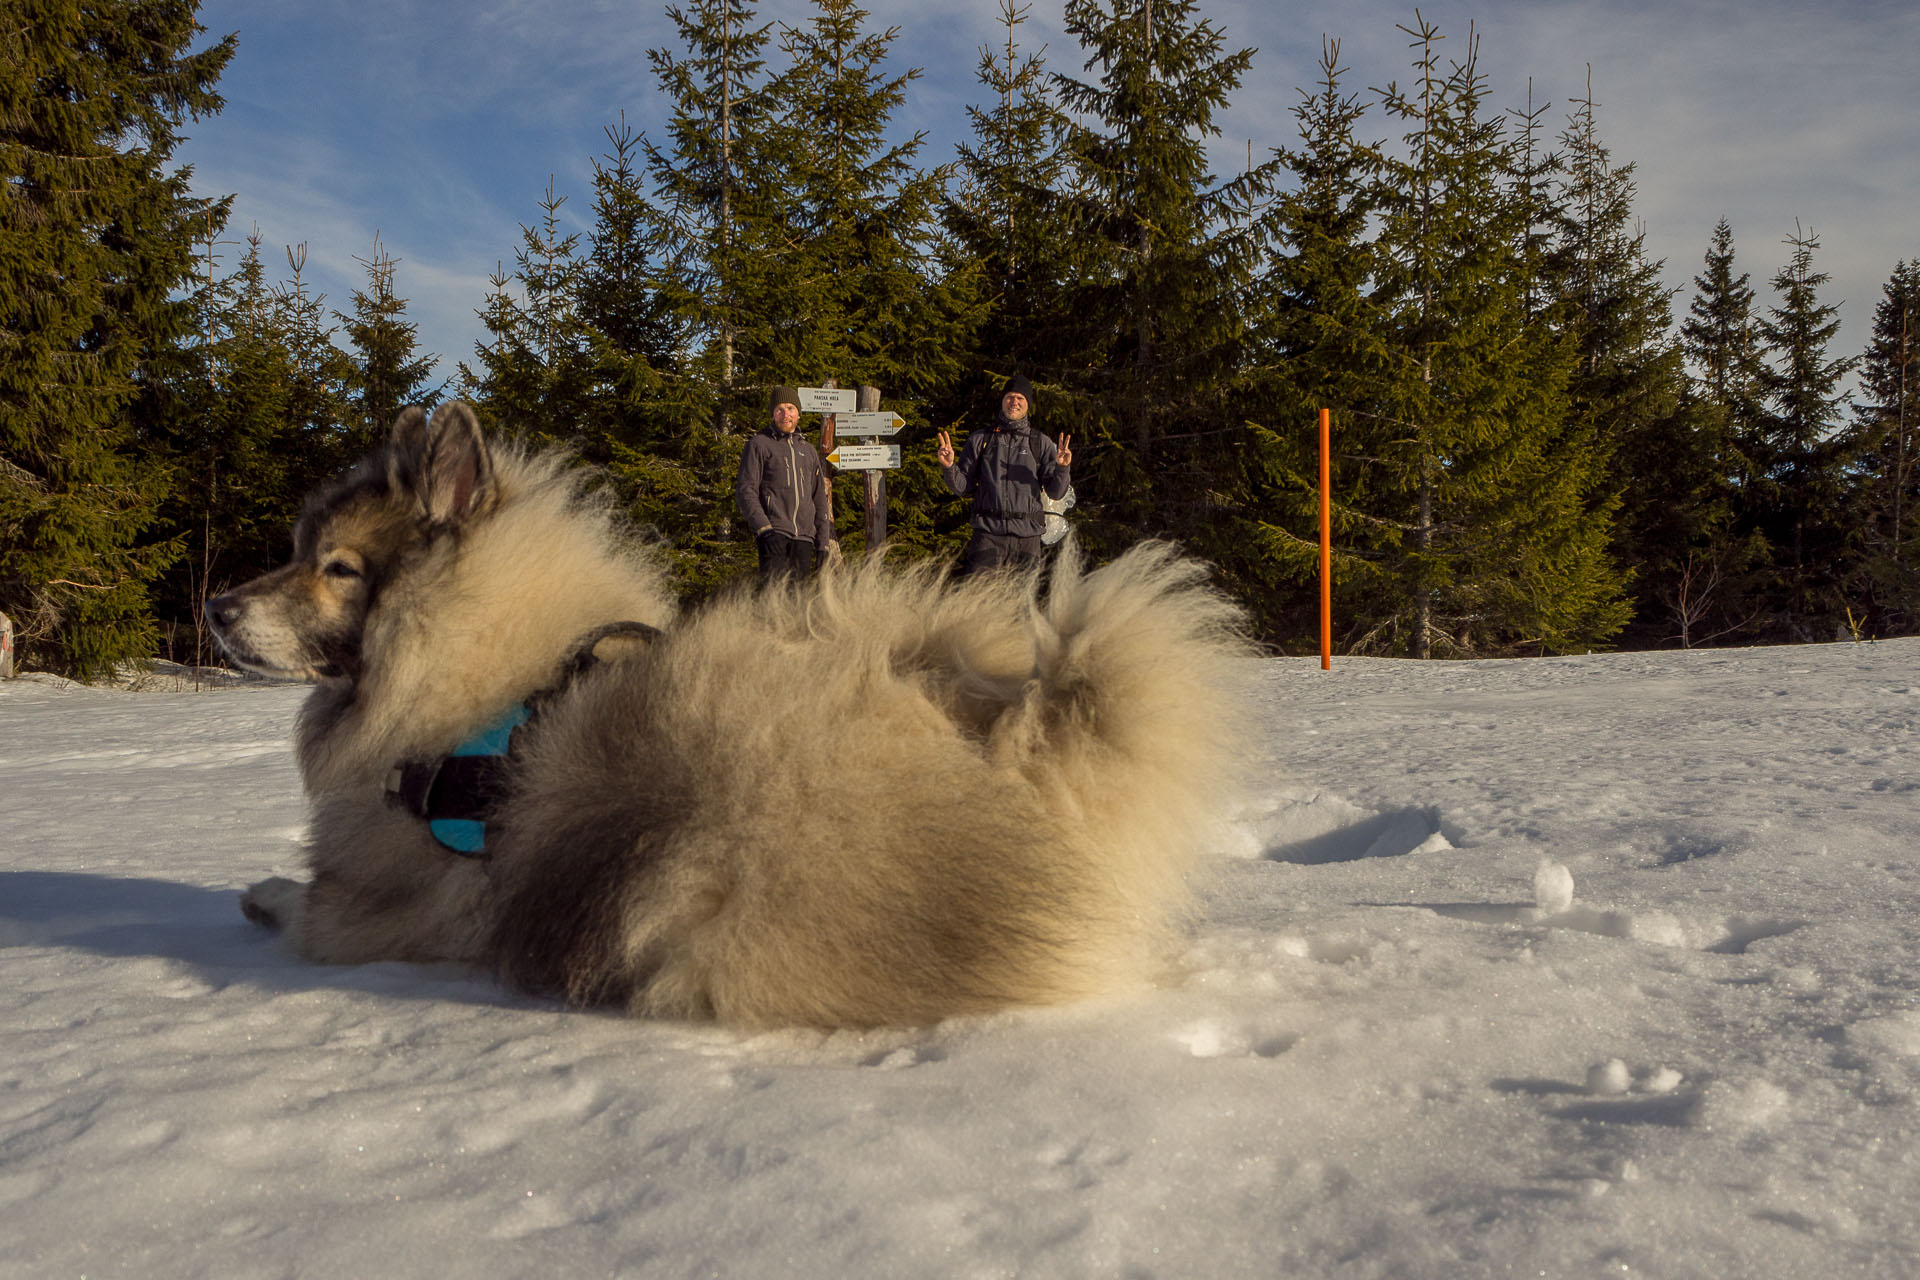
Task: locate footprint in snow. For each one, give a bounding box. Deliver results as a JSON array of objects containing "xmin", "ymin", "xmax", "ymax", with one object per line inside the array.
[{"xmin": 1264, "ymin": 803, "xmax": 1455, "ymax": 865}]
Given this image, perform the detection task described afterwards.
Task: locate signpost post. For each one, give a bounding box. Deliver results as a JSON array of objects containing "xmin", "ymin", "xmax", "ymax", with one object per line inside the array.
[
  {"xmin": 811, "ymin": 380, "xmax": 839, "ymax": 530},
  {"xmin": 856, "ymin": 385, "xmax": 885, "ymax": 548},
  {"xmin": 1319, "ymin": 407, "xmax": 1332, "ymax": 671}
]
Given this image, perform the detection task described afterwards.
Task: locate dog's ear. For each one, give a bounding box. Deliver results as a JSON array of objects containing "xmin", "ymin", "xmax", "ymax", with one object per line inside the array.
[
  {"xmin": 389, "ymin": 402, "xmax": 496, "ymax": 527},
  {"xmin": 388, "ymin": 405, "xmax": 430, "ymax": 500}
]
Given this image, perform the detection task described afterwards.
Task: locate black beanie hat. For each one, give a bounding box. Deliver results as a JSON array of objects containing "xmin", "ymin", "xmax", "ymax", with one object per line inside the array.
[
  {"xmin": 769, "ymin": 385, "xmax": 801, "ymax": 412},
  {"xmin": 1001, "ymin": 374, "xmax": 1036, "ymax": 408}
]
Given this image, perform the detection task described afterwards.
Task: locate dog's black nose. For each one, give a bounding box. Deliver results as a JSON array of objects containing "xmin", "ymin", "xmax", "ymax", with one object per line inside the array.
[{"xmin": 204, "ymin": 594, "xmax": 241, "ymax": 631}]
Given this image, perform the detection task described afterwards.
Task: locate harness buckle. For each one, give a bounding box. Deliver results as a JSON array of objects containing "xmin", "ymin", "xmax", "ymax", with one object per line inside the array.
[{"xmin": 385, "ymin": 757, "xmax": 444, "ymax": 820}]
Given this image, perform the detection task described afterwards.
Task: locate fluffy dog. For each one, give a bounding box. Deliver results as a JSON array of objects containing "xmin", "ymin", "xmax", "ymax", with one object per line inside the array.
[{"xmin": 208, "ymin": 402, "xmax": 1246, "ymax": 1027}]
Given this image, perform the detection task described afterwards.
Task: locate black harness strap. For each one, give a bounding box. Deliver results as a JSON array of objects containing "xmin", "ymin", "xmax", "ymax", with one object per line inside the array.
[{"xmin": 385, "ymin": 620, "xmax": 662, "ymax": 857}]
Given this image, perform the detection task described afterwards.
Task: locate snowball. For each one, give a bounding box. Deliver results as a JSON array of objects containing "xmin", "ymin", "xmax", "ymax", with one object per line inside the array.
[
  {"xmin": 1586, "ymin": 1058, "xmax": 1632, "ymax": 1096},
  {"xmin": 1533, "ymin": 861, "xmax": 1575, "ymax": 914},
  {"xmin": 1641, "ymin": 1067, "xmax": 1684, "ymax": 1094}
]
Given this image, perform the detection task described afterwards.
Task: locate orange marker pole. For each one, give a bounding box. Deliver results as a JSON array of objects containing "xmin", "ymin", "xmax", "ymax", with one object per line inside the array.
[{"xmin": 1319, "ymin": 407, "xmax": 1331, "ymax": 671}]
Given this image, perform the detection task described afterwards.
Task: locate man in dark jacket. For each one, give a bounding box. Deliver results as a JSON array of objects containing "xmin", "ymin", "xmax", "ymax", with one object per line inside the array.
[
  {"xmin": 937, "ymin": 374, "xmax": 1073, "ymax": 576},
  {"xmin": 737, "ymin": 385, "xmax": 836, "ymax": 583}
]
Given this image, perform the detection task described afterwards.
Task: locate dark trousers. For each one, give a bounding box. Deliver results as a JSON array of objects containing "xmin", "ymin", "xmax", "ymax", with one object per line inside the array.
[
  {"xmin": 756, "ymin": 530, "xmax": 816, "ymax": 584},
  {"xmin": 958, "ymin": 530, "xmax": 1046, "ymax": 578}
]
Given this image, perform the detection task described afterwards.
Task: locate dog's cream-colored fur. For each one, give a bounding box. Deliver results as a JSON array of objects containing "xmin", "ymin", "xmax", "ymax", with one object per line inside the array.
[{"xmin": 218, "ymin": 404, "xmax": 1246, "ymax": 1028}]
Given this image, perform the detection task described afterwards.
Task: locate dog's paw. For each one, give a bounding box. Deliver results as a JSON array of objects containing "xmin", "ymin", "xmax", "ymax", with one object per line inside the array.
[{"xmin": 240, "ymin": 876, "xmax": 306, "ymax": 931}]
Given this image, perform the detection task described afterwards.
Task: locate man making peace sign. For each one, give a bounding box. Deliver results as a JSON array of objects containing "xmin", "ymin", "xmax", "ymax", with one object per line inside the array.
[{"xmin": 937, "ymin": 374, "xmax": 1073, "ymax": 577}]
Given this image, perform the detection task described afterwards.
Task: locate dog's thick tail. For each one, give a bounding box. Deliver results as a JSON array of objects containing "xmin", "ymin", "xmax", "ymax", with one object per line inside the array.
[{"xmin": 990, "ymin": 537, "xmax": 1252, "ymax": 927}]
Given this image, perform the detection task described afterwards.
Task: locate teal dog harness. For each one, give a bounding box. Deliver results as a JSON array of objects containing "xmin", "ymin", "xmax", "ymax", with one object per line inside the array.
[{"xmin": 384, "ymin": 622, "xmax": 659, "ymax": 857}]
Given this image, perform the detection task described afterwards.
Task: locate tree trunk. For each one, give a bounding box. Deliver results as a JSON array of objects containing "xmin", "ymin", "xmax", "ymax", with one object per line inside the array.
[
  {"xmin": 719, "ymin": 0, "xmax": 736, "ymax": 438},
  {"xmin": 1415, "ymin": 452, "xmax": 1434, "ymax": 660}
]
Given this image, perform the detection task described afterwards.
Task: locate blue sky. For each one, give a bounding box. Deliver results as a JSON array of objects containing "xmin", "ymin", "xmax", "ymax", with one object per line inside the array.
[{"xmin": 176, "ymin": 0, "xmax": 1920, "ymax": 395}]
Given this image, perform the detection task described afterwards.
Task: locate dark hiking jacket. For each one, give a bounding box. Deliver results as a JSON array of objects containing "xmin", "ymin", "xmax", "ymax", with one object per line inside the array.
[
  {"xmin": 737, "ymin": 426, "xmax": 833, "ymax": 546},
  {"xmin": 941, "ymin": 416, "xmax": 1071, "ymax": 538}
]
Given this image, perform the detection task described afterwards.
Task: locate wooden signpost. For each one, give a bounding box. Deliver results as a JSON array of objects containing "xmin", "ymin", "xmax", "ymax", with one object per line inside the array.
[{"xmin": 799, "ymin": 382, "xmax": 899, "ymax": 550}]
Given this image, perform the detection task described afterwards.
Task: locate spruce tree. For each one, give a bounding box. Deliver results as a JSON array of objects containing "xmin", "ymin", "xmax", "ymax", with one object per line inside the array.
[
  {"xmin": 275, "ymin": 242, "xmax": 355, "ymax": 484},
  {"xmin": 577, "ymin": 118, "xmax": 682, "ymax": 401},
  {"xmin": 1367, "ymin": 18, "xmax": 1624, "ymax": 656},
  {"xmin": 462, "ymin": 263, "xmax": 540, "ymax": 431},
  {"xmin": 1050, "ymin": 0, "xmax": 1272, "ymax": 545},
  {"xmin": 200, "ymin": 236, "xmax": 296, "ymax": 609},
  {"xmin": 463, "ymin": 179, "xmax": 592, "ymax": 445},
  {"xmin": 1229, "ymin": 36, "xmax": 1388, "ymax": 643},
  {"xmin": 337, "ymin": 234, "xmax": 440, "ymax": 457},
  {"xmin": 1666, "ymin": 219, "xmax": 1771, "ymax": 643},
  {"xmin": 1842, "ymin": 260, "xmax": 1920, "ymax": 630},
  {"xmin": 642, "ymin": 0, "xmax": 777, "ymax": 436},
  {"xmin": 946, "ymin": 0, "xmax": 1074, "ymax": 384},
  {"xmin": 0, "ymin": 0, "xmax": 233, "ymax": 678},
  {"xmin": 763, "ymin": 0, "xmax": 977, "ymax": 400},
  {"xmin": 592, "ymin": 113, "xmax": 744, "ymax": 593},
  {"xmin": 1545, "ymin": 80, "xmax": 1707, "ymax": 647},
  {"xmin": 1681, "ymin": 220, "xmax": 1766, "ymax": 424},
  {"xmin": 1753, "ymin": 224, "xmax": 1856, "ymax": 636}
]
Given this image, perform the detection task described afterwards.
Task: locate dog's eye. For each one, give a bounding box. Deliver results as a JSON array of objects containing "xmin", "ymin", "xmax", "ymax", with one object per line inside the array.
[{"xmin": 323, "ymin": 559, "xmax": 363, "ymax": 580}]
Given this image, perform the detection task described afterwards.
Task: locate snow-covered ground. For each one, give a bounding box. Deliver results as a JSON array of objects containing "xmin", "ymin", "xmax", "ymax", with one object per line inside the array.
[{"xmin": 4, "ymin": 641, "xmax": 1918, "ymax": 1278}]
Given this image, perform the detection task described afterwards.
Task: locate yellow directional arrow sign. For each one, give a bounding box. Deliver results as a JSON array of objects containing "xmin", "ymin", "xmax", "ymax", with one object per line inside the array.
[
  {"xmin": 833, "ymin": 411, "xmax": 905, "ymax": 437},
  {"xmin": 825, "ymin": 443, "xmax": 902, "ymax": 470}
]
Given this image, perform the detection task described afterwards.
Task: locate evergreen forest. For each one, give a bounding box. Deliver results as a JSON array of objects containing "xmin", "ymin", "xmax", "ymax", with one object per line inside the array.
[{"xmin": 5, "ymin": 0, "xmax": 1917, "ymax": 679}]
